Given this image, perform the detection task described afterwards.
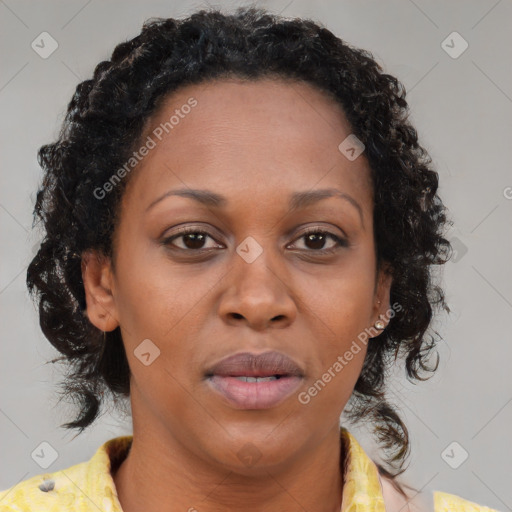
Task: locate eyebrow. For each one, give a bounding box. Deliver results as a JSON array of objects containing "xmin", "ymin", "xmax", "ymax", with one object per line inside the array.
[{"xmin": 145, "ymin": 187, "xmax": 364, "ymax": 225}]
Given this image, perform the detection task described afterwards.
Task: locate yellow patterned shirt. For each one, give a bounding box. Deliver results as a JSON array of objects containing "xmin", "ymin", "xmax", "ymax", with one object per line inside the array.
[{"xmin": 0, "ymin": 427, "xmax": 499, "ymax": 511}]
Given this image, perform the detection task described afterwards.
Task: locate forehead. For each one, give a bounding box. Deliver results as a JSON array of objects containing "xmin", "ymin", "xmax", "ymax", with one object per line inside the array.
[{"xmin": 123, "ymin": 77, "xmax": 373, "ymax": 215}]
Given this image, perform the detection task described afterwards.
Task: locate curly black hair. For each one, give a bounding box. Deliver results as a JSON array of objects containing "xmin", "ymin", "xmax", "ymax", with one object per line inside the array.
[{"xmin": 26, "ymin": 4, "xmax": 453, "ymax": 492}]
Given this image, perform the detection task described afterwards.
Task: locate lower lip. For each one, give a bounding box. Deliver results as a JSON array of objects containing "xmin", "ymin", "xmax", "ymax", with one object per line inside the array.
[{"xmin": 207, "ymin": 375, "xmax": 303, "ymax": 409}]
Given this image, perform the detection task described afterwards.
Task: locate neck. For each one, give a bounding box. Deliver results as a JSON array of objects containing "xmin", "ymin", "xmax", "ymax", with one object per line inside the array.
[{"xmin": 113, "ymin": 420, "xmax": 345, "ymax": 512}]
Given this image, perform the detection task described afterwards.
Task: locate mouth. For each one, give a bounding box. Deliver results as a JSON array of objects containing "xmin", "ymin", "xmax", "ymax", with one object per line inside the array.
[{"xmin": 204, "ymin": 351, "xmax": 305, "ymax": 410}]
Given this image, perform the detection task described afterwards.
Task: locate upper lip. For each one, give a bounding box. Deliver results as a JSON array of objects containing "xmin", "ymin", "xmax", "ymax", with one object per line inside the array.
[{"xmin": 205, "ymin": 350, "xmax": 305, "ymax": 378}]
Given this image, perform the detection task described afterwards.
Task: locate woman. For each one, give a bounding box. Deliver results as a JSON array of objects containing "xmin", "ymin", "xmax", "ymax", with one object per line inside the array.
[{"xmin": 0, "ymin": 6, "xmax": 498, "ymax": 512}]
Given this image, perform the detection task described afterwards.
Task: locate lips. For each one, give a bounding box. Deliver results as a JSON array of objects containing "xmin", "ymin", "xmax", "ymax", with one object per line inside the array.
[
  {"xmin": 204, "ymin": 351, "xmax": 305, "ymax": 409},
  {"xmin": 205, "ymin": 351, "xmax": 305, "ymax": 378}
]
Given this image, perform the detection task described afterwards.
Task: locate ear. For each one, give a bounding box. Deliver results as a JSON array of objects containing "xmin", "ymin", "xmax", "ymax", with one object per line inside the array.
[
  {"xmin": 372, "ymin": 262, "xmax": 394, "ymax": 329},
  {"xmin": 81, "ymin": 249, "xmax": 119, "ymax": 332}
]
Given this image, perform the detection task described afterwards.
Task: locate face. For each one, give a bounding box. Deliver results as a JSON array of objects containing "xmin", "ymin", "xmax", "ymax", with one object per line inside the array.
[{"xmin": 83, "ymin": 77, "xmax": 392, "ymax": 474}]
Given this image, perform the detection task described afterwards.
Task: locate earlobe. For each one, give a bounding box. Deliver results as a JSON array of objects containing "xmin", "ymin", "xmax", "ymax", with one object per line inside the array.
[{"xmin": 81, "ymin": 249, "xmax": 119, "ymax": 332}]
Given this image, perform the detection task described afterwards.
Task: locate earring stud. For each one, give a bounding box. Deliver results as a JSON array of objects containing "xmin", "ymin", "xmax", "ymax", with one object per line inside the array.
[{"xmin": 374, "ymin": 319, "xmax": 385, "ymax": 330}]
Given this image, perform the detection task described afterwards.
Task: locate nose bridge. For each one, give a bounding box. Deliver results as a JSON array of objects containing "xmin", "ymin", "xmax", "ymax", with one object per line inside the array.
[
  {"xmin": 218, "ymin": 233, "xmax": 296, "ymax": 328},
  {"xmin": 234, "ymin": 233, "xmax": 285, "ymax": 298}
]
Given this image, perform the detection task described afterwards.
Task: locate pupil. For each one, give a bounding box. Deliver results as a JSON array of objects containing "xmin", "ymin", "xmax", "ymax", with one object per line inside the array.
[
  {"xmin": 184, "ymin": 233, "xmax": 205, "ymax": 249},
  {"xmin": 306, "ymin": 233, "xmax": 325, "ymax": 250}
]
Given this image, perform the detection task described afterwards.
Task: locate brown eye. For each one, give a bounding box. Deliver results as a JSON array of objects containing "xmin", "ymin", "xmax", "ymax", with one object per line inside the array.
[
  {"xmin": 177, "ymin": 232, "xmax": 208, "ymax": 250},
  {"xmin": 161, "ymin": 226, "xmax": 347, "ymax": 255},
  {"xmin": 162, "ymin": 228, "xmax": 221, "ymax": 251},
  {"xmin": 290, "ymin": 229, "xmax": 348, "ymax": 253}
]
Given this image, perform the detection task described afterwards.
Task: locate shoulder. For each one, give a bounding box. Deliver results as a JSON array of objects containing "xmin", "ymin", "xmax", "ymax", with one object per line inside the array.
[
  {"xmin": 380, "ymin": 475, "xmax": 429, "ymax": 511},
  {"xmin": 0, "ymin": 459, "xmax": 92, "ymax": 511},
  {"xmin": 0, "ymin": 436, "xmax": 130, "ymax": 512},
  {"xmin": 433, "ymin": 490, "xmax": 500, "ymax": 512},
  {"xmin": 380, "ymin": 476, "xmax": 498, "ymax": 512}
]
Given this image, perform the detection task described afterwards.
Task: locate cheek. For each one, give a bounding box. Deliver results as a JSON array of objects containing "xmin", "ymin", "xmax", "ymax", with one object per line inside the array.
[
  {"xmin": 112, "ymin": 243, "xmax": 227, "ymax": 402},
  {"xmin": 301, "ymin": 259, "xmax": 376, "ymax": 347},
  {"xmin": 297, "ymin": 254, "xmax": 375, "ymax": 403},
  {"xmin": 112, "ymin": 233, "xmax": 212, "ymax": 340}
]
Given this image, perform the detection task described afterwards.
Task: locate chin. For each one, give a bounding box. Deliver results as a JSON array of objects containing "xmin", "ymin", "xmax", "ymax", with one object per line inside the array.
[{"xmin": 203, "ymin": 426, "xmax": 302, "ymax": 475}]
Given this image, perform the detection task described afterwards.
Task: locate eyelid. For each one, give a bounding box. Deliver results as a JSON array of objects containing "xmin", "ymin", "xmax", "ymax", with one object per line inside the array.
[
  {"xmin": 161, "ymin": 223, "xmax": 225, "ymax": 241},
  {"xmin": 294, "ymin": 225, "xmax": 346, "ymax": 239},
  {"xmin": 287, "ymin": 227, "xmax": 348, "ymax": 251},
  {"xmin": 162, "ymin": 223, "xmax": 345, "ymax": 241},
  {"xmin": 162, "ymin": 225, "xmax": 225, "ymax": 248}
]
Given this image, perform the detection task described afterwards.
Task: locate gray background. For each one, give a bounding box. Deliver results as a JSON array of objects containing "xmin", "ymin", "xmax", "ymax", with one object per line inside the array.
[{"xmin": 1, "ymin": 0, "xmax": 511, "ymax": 510}]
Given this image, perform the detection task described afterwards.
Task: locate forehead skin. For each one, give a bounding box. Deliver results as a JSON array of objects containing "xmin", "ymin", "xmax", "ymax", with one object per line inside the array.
[{"xmin": 114, "ymin": 77, "xmax": 374, "ymax": 258}]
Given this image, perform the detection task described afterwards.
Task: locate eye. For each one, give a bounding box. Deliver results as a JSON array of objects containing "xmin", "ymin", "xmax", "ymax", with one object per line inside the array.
[
  {"xmin": 161, "ymin": 226, "xmax": 348, "ymax": 254},
  {"xmin": 161, "ymin": 227, "xmax": 222, "ymax": 251},
  {"xmin": 289, "ymin": 228, "xmax": 348, "ymax": 254}
]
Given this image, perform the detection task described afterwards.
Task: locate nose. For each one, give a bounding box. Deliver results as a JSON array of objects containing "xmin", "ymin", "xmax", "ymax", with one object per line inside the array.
[{"xmin": 217, "ymin": 245, "xmax": 297, "ymax": 331}]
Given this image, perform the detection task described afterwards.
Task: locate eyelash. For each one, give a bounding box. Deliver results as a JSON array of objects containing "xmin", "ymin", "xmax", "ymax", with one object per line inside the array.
[{"xmin": 161, "ymin": 226, "xmax": 348, "ymax": 255}]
